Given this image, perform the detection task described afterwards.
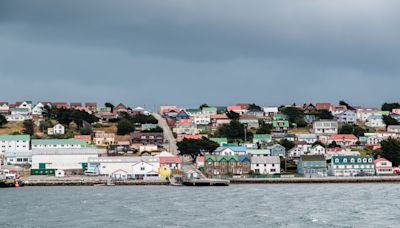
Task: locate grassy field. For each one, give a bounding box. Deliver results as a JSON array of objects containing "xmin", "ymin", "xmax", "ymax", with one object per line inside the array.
[{"xmin": 0, "ymin": 122, "xmax": 23, "ymax": 135}]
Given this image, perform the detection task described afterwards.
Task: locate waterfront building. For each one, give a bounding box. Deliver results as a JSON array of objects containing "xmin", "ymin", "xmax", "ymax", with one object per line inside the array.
[
  {"xmin": 374, "ymin": 158, "xmax": 394, "ymax": 176},
  {"xmin": 31, "ymin": 147, "xmax": 99, "ymax": 175},
  {"xmin": 297, "ymin": 155, "xmax": 327, "ymax": 177},
  {"xmin": 329, "ymin": 155, "xmax": 375, "ymax": 177},
  {"xmin": 204, "ymin": 155, "xmax": 250, "ymax": 177},
  {"xmin": 4, "ymin": 150, "xmax": 32, "ymax": 165},
  {"xmin": 250, "ymin": 156, "xmax": 280, "ymax": 175},
  {"xmin": 87, "ymin": 156, "xmax": 160, "ymax": 180}
]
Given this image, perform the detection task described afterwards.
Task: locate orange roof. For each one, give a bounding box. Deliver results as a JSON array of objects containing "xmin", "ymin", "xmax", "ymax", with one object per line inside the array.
[
  {"xmin": 210, "ymin": 114, "xmax": 228, "ymax": 119},
  {"xmin": 197, "ymin": 156, "xmax": 205, "ymax": 162},
  {"xmin": 330, "ymin": 134, "xmax": 357, "ymax": 140},
  {"xmin": 160, "ymin": 156, "xmax": 182, "ymax": 164},
  {"xmin": 316, "ymin": 103, "xmax": 332, "ymax": 110},
  {"xmin": 227, "ymin": 106, "xmax": 242, "ymax": 111},
  {"xmin": 183, "ymin": 134, "xmax": 202, "ymax": 140}
]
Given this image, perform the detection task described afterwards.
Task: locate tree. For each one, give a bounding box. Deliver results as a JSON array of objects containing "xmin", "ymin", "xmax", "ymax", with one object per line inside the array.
[
  {"xmin": 177, "ymin": 137, "xmax": 219, "ymax": 161},
  {"xmin": 216, "ymin": 120, "xmax": 249, "ymax": 141},
  {"xmin": 22, "ymin": 120, "xmax": 34, "ymax": 135},
  {"xmin": 339, "ymin": 100, "xmax": 354, "ymax": 110},
  {"xmin": 105, "ymin": 102, "xmax": 115, "ymax": 112},
  {"xmin": 383, "ymin": 115, "xmax": 399, "ymax": 126},
  {"xmin": 312, "ymin": 141, "xmax": 326, "ymax": 148},
  {"xmin": 0, "ymin": 114, "xmax": 7, "ymax": 127},
  {"xmin": 280, "ymin": 106, "xmax": 307, "ymax": 127},
  {"xmin": 199, "ymin": 104, "xmax": 209, "ymax": 109},
  {"xmin": 142, "ymin": 126, "xmax": 163, "ymax": 133},
  {"xmin": 328, "ymin": 141, "xmax": 339, "ymax": 148},
  {"xmin": 248, "ymin": 103, "xmax": 262, "ymax": 111},
  {"xmin": 318, "ymin": 110, "xmax": 334, "ymax": 120},
  {"xmin": 382, "ymin": 102, "xmax": 400, "ymax": 112},
  {"xmin": 226, "ymin": 111, "xmax": 240, "ymax": 120},
  {"xmin": 256, "ymin": 121, "xmax": 272, "ymax": 134},
  {"xmin": 339, "ymin": 124, "xmax": 366, "ymax": 137},
  {"xmin": 279, "ymin": 139, "xmax": 295, "ymax": 151},
  {"xmin": 378, "ymin": 138, "xmax": 400, "ymax": 166},
  {"xmin": 117, "ymin": 119, "xmax": 135, "ymax": 135}
]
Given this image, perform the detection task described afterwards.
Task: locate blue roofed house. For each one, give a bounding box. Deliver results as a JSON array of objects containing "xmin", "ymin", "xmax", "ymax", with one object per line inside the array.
[
  {"xmin": 269, "ymin": 144, "xmax": 286, "ymax": 157},
  {"xmin": 297, "ymin": 155, "xmax": 327, "ymax": 177},
  {"xmin": 175, "ymin": 110, "xmax": 190, "ymax": 120}
]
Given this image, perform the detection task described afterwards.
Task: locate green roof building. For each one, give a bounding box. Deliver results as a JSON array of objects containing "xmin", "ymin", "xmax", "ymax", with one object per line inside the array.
[{"xmin": 32, "ymin": 139, "xmax": 88, "ymax": 148}]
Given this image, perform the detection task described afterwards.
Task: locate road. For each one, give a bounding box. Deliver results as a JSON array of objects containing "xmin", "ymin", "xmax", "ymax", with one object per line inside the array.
[
  {"xmin": 152, "ymin": 112, "xmax": 204, "ymax": 177},
  {"xmin": 152, "ymin": 112, "xmax": 179, "ymax": 155}
]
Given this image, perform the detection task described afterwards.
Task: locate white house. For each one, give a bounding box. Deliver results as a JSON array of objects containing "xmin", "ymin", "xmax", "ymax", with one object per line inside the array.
[
  {"xmin": 296, "ymin": 134, "xmax": 318, "ymax": 144},
  {"xmin": 32, "ymin": 102, "xmax": 51, "ymax": 116},
  {"xmin": 263, "ymin": 107, "xmax": 279, "ymax": 117},
  {"xmin": 31, "ymin": 147, "xmax": 99, "ymax": 170},
  {"xmin": 6, "ymin": 113, "xmax": 32, "ymax": 122},
  {"xmin": 0, "ymin": 102, "xmax": 9, "ymax": 114},
  {"xmin": 356, "ymin": 109, "xmax": 380, "ymax": 122},
  {"xmin": 0, "ymin": 135, "xmax": 30, "ymax": 155},
  {"xmin": 374, "ymin": 158, "xmax": 393, "ymax": 176},
  {"xmin": 47, "ymin": 124, "xmax": 65, "ymax": 135},
  {"xmin": 287, "ymin": 145, "xmax": 308, "ymax": 158},
  {"xmin": 192, "ymin": 114, "xmax": 211, "ymax": 125},
  {"xmin": 313, "ymin": 120, "xmax": 338, "ymax": 135},
  {"xmin": 365, "ymin": 115, "xmax": 386, "ymax": 129},
  {"xmin": 310, "ymin": 145, "xmax": 326, "ymax": 155},
  {"xmin": 251, "ymin": 156, "xmax": 280, "ymax": 174},
  {"xmin": 336, "ymin": 110, "xmax": 357, "ymax": 124},
  {"xmin": 16, "ymin": 101, "xmax": 32, "ymax": 112},
  {"xmin": 387, "ymin": 125, "xmax": 400, "ymax": 133}
]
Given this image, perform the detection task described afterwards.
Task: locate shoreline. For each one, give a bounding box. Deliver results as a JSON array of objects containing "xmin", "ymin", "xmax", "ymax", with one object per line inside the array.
[{"xmin": 9, "ymin": 176, "xmax": 400, "ymax": 187}]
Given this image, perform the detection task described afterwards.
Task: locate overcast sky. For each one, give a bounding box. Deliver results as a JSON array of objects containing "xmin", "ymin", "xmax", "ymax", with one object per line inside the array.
[{"xmin": 1, "ymin": 0, "xmax": 399, "ymax": 108}]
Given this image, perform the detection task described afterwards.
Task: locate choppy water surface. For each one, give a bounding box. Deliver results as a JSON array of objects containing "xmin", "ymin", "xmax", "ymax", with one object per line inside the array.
[{"xmin": 1, "ymin": 184, "xmax": 399, "ymax": 228}]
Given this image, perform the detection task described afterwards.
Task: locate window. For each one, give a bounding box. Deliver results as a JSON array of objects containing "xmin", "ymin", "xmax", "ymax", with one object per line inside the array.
[
  {"xmin": 140, "ymin": 167, "xmax": 145, "ymax": 171},
  {"xmin": 350, "ymin": 158, "xmax": 355, "ymax": 163},
  {"xmin": 343, "ymin": 158, "xmax": 347, "ymax": 163}
]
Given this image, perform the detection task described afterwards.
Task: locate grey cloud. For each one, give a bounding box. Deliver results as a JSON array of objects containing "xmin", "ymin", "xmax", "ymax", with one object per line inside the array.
[{"xmin": 0, "ymin": 0, "xmax": 399, "ymax": 107}]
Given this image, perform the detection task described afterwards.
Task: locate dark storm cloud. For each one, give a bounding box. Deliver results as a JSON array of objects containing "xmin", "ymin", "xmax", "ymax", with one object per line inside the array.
[{"xmin": 0, "ymin": 0, "xmax": 399, "ymax": 107}]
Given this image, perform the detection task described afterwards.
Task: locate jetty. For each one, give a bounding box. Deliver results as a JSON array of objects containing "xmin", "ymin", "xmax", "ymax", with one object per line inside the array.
[{"xmin": 182, "ymin": 178, "xmax": 230, "ymax": 186}]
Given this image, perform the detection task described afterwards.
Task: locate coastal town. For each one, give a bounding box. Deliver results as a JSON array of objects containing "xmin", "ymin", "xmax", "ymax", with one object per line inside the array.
[{"xmin": 1, "ymin": 100, "xmax": 400, "ymax": 187}]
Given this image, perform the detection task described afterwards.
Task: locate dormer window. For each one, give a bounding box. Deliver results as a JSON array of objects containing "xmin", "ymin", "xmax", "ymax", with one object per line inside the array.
[
  {"xmin": 363, "ymin": 158, "xmax": 367, "ymax": 163},
  {"xmin": 343, "ymin": 158, "xmax": 347, "ymax": 163},
  {"xmin": 350, "ymin": 158, "xmax": 355, "ymax": 163},
  {"xmin": 335, "ymin": 158, "xmax": 339, "ymax": 163}
]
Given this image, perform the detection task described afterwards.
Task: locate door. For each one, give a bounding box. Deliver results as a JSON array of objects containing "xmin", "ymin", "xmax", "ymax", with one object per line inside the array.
[{"xmin": 39, "ymin": 163, "xmax": 46, "ymax": 169}]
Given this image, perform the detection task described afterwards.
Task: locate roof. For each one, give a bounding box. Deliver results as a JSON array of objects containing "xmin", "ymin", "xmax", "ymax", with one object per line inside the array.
[
  {"xmin": 374, "ymin": 158, "xmax": 391, "ymax": 164},
  {"xmin": 227, "ymin": 105, "xmax": 242, "ymax": 111},
  {"xmin": 32, "ymin": 139, "xmax": 88, "ymax": 146},
  {"xmin": 88, "ymin": 156, "xmax": 159, "ymax": 163},
  {"xmin": 160, "ymin": 156, "xmax": 182, "ymax": 164},
  {"xmin": 209, "ymin": 138, "xmax": 228, "ymax": 143},
  {"xmin": 330, "ymin": 134, "xmax": 357, "ymax": 140},
  {"xmin": 205, "ymin": 155, "xmax": 240, "ymax": 162},
  {"xmin": 85, "ymin": 102, "xmax": 97, "ymax": 107},
  {"xmin": 214, "ymin": 146, "xmax": 247, "ymax": 153},
  {"xmin": 253, "ymin": 134, "xmax": 272, "ymax": 140},
  {"xmin": 300, "ymin": 155, "xmax": 326, "ymax": 161},
  {"xmin": 210, "ymin": 114, "xmax": 228, "ymax": 119},
  {"xmin": 316, "ymin": 103, "xmax": 332, "ymax": 110},
  {"xmin": 247, "ymin": 149, "xmax": 270, "ymax": 155},
  {"xmin": 32, "ymin": 147, "xmax": 98, "ymax": 155},
  {"xmin": 196, "ymin": 156, "xmax": 205, "ymax": 162},
  {"xmin": 0, "ymin": 134, "xmax": 30, "ymax": 141},
  {"xmin": 251, "ymin": 156, "xmax": 280, "ymax": 164}
]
